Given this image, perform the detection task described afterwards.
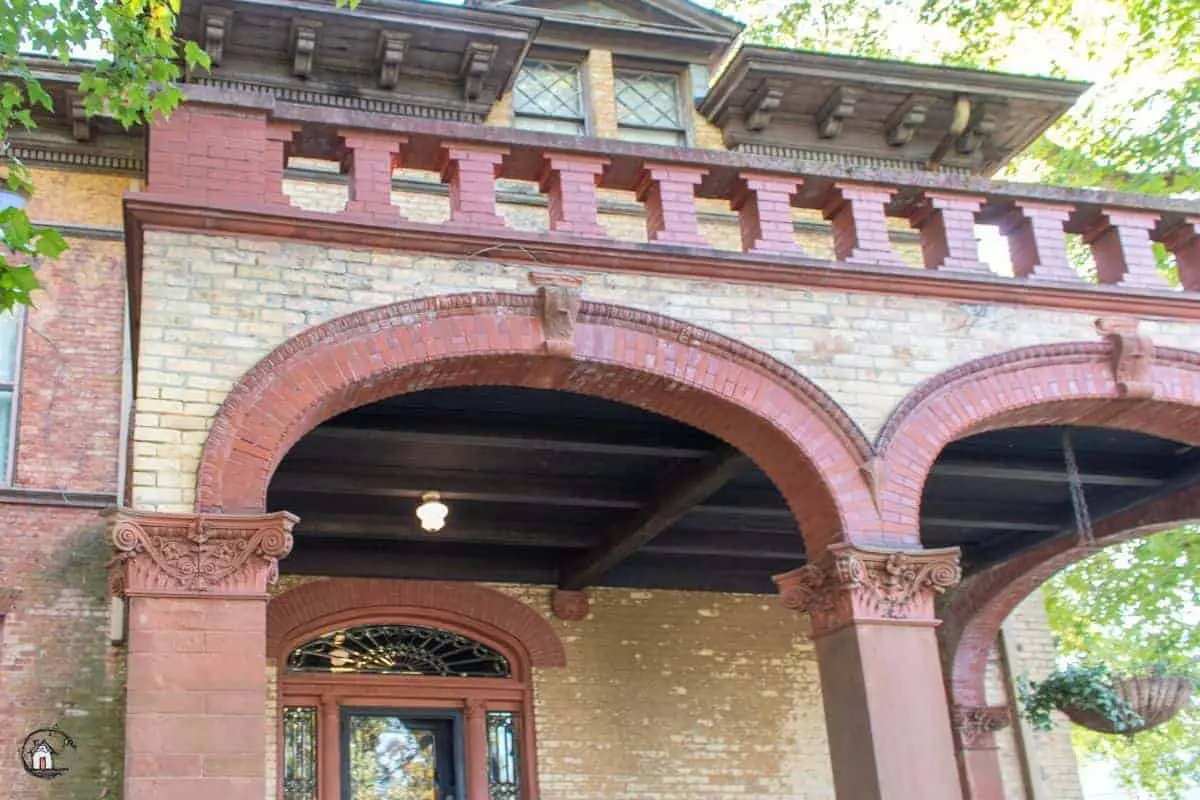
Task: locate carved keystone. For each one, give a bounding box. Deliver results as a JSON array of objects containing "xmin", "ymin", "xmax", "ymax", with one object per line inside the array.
[
  {"xmin": 530, "ymin": 272, "xmax": 583, "ymax": 357},
  {"xmin": 551, "ymin": 589, "xmax": 589, "ymax": 621},
  {"xmin": 1095, "ymin": 317, "xmax": 1156, "ymax": 399},
  {"xmin": 774, "ymin": 543, "xmax": 961, "ymax": 637},
  {"xmin": 106, "ymin": 509, "xmax": 296, "ymax": 598},
  {"xmin": 952, "ymin": 705, "xmax": 1012, "ymax": 749}
]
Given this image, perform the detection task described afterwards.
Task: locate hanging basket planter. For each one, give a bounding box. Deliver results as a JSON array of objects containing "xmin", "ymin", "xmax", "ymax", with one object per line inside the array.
[{"xmin": 1061, "ymin": 674, "xmax": 1193, "ymax": 734}]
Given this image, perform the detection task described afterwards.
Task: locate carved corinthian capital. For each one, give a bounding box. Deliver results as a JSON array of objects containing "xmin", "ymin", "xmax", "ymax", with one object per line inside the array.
[
  {"xmin": 106, "ymin": 509, "xmax": 297, "ymax": 598},
  {"xmin": 773, "ymin": 543, "xmax": 961, "ymax": 636},
  {"xmin": 952, "ymin": 705, "xmax": 1013, "ymax": 749}
]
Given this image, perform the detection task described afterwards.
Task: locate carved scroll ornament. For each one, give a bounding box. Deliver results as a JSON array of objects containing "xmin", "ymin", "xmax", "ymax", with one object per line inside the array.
[
  {"xmin": 107, "ymin": 509, "xmax": 296, "ymax": 598},
  {"xmin": 1095, "ymin": 316, "xmax": 1156, "ymax": 399},
  {"xmin": 530, "ymin": 272, "xmax": 583, "ymax": 357},
  {"xmin": 774, "ymin": 543, "xmax": 961, "ymax": 636}
]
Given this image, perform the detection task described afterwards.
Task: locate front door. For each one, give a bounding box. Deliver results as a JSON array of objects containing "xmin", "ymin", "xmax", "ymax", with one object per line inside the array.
[{"xmin": 341, "ymin": 710, "xmax": 462, "ymax": 800}]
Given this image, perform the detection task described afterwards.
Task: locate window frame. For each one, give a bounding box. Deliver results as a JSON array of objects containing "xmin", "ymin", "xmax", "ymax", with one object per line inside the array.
[
  {"xmin": 612, "ymin": 64, "xmax": 690, "ymax": 146},
  {"xmin": 0, "ymin": 306, "xmax": 25, "ymax": 486},
  {"xmin": 511, "ymin": 56, "xmax": 590, "ymax": 136}
]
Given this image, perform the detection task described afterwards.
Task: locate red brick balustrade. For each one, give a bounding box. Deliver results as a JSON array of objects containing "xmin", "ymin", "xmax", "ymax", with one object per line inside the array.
[
  {"xmin": 1000, "ymin": 201, "xmax": 1077, "ymax": 282},
  {"xmin": 143, "ymin": 103, "xmax": 1200, "ymax": 300},
  {"xmin": 822, "ymin": 183, "xmax": 904, "ymax": 266},
  {"xmin": 440, "ymin": 143, "xmax": 509, "ymax": 228},
  {"xmin": 540, "ymin": 153, "xmax": 610, "ymax": 237},
  {"xmin": 911, "ymin": 191, "xmax": 988, "ymax": 273},
  {"xmin": 733, "ymin": 172, "xmax": 804, "ymax": 255},
  {"xmin": 1084, "ymin": 209, "xmax": 1168, "ymax": 289},
  {"xmin": 635, "ymin": 162, "xmax": 709, "ymax": 246},
  {"xmin": 1162, "ymin": 216, "xmax": 1200, "ymax": 291},
  {"xmin": 341, "ymin": 130, "xmax": 406, "ymax": 221}
]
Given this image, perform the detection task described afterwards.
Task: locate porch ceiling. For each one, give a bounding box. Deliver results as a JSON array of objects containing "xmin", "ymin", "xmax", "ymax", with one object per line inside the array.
[{"xmin": 267, "ymin": 386, "xmax": 1198, "ymax": 592}]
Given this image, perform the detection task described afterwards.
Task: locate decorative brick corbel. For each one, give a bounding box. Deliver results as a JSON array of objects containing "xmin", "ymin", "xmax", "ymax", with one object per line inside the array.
[
  {"xmin": 952, "ymin": 705, "xmax": 1012, "ymax": 749},
  {"xmin": 1161, "ymin": 216, "xmax": 1200, "ymax": 292},
  {"xmin": 551, "ymin": 589, "xmax": 589, "ymax": 621},
  {"xmin": 106, "ymin": 508, "xmax": 296, "ymax": 598},
  {"xmin": 1095, "ymin": 317, "xmax": 1156, "ymax": 399},
  {"xmin": 530, "ymin": 272, "xmax": 583, "ymax": 357},
  {"xmin": 774, "ymin": 543, "xmax": 961, "ymax": 636},
  {"xmin": 290, "ymin": 20, "xmax": 321, "ymax": 78},
  {"xmin": 376, "ymin": 31, "xmax": 409, "ymax": 90}
]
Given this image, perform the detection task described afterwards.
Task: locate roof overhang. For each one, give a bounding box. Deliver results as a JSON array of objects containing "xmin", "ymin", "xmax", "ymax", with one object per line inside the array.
[{"xmin": 700, "ymin": 46, "xmax": 1091, "ymax": 176}]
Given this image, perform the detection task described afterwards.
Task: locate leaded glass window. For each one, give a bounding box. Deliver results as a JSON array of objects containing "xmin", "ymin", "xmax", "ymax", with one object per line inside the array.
[
  {"xmin": 283, "ymin": 706, "xmax": 318, "ymax": 800},
  {"xmin": 0, "ymin": 309, "xmax": 20, "ymax": 483},
  {"xmin": 288, "ymin": 624, "xmax": 511, "ymax": 678},
  {"xmin": 615, "ymin": 70, "xmax": 685, "ymax": 145},
  {"xmin": 487, "ymin": 712, "xmax": 520, "ymax": 800},
  {"xmin": 513, "ymin": 60, "xmax": 585, "ymax": 135}
]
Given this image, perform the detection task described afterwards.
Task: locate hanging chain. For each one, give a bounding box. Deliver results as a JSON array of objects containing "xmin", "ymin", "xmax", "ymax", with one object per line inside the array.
[{"xmin": 1062, "ymin": 431, "xmax": 1095, "ymax": 546}]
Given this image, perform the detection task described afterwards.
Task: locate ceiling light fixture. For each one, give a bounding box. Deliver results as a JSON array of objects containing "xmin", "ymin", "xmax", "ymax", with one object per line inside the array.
[{"xmin": 416, "ymin": 491, "xmax": 449, "ymax": 532}]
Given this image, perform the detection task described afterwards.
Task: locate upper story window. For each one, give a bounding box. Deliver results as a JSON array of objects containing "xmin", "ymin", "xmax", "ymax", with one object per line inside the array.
[
  {"xmin": 615, "ymin": 69, "xmax": 686, "ymax": 146},
  {"xmin": 513, "ymin": 60, "xmax": 586, "ymax": 135},
  {"xmin": 0, "ymin": 309, "xmax": 21, "ymax": 484}
]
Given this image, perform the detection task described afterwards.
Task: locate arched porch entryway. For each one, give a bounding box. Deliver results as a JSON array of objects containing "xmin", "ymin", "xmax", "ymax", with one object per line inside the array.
[{"xmin": 109, "ymin": 291, "xmax": 967, "ymax": 800}]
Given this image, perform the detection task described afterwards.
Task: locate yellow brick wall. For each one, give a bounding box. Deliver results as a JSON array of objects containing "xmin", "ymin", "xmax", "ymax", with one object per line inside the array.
[
  {"xmin": 130, "ymin": 227, "xmax": 1197, "ymax": 512},
  {"xmin": 585, "ymin": 50, "xmax": 619, "ymax": 138}
]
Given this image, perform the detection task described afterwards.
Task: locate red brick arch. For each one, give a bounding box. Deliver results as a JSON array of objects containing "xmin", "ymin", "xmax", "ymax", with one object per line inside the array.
[
  {"xmin": 940, "ymin": 481, "xmax": 1200, "ymax": 711},
  {"xmin": 267, "ymin": 578, "xmax": 567, "ymax": 671},
  {"xmin": 196, "ymin": 292, "xmax": 878, "ymax": 551},
  {"xmin": 875, "ymin": 343, "xmax": 1200, "ymax": 540}
]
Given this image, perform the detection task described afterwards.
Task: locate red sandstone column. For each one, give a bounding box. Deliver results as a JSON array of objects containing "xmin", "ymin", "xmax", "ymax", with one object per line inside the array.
[
  {"xmin": 440, "ymin": 143, "xmax": 509, "ymax": 228},
  {"xmin": 822, "ymin": 182, "xmax": 904, "ymax": 266},
  {"xmin": 732, "ymin": 171, "xmax": 804, "ymax": 255},
  {"xmin": 635, "ymin": 162, "xmax": 709, "ymax": 246},
  {"xmin": 1000, "ymin": 201, "xmax": 1078, "ymax": 282},
  {"xmin": 1162, "ymin": 216, "xmax": 1200, "ymax": 291},
  {"xmin": 263, "ymin": 122, "xmax": 299, "ymax": 207},
  {"xmin": 911, "ymin": 191, "xmax": 989, "ymax": 273},
  {"xmin": 1084, "ymin": 209, "xmax": 1167, "ymax": 289},
  {"xmin": 108, "ymin": 509, "xmax": 296, "ymax": 800},
  {"xmin": 952, "ymin": 705, "xmax": 1013, "ymax": 800},
  {"xmin": 341, "ymin": 130, "xmax": 407, "ymax": 222},
  {"xmin": 465, "ymin": 699, "xmax": 489, "ymax": 800},
  {"xmin": 540, "ymin": 153, "xmax": 610, "ymax": 237},
  {"xmin": 775, "ymin": 544, "xmax": 964, "ymax": 800}
]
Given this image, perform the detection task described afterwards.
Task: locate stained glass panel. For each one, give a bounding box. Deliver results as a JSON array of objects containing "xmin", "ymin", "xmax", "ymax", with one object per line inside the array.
[
  {"xmin": 347, "ymin": 715, "xmax": 441, "ymax": 800},
  {"xmin": 486, "ymin": 712, "xmax": 520, "ymax": 800},
  {"xmin": 287, "ymin": 624, "xmax": 511, "ymax": 678},
  {"xmin": 283, "ymin": 706, "xmax": 318, "ymax": 800}
]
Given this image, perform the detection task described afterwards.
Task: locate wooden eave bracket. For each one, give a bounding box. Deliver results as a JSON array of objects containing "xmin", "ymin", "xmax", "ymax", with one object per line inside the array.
[
  {"xmin": 290, "ymin": 19, "xmax": 322, "ymax": 79},
  {"xmin": 956, "ymin": 103, "xmax": 999, "ymax": 156},
  {"xmin": 66, "ymin": 91, "xmax": 90, "ymax": 142},
  {"xmin": 200, "ymin": 6, "xmax": 234, "ymax": 67},
  {"xmin": 1095, "ymin": 316, "xmax": 1156, "ymax": 399},
  {"xmin": 816, "ymin": 86, "xmax": 859, "ymax": 139},
  {"xmin": 885, "ymin": 96, "xmax": 931, "ymax": 147},
  {"xmin": 376, "ymin": 30, "xmax": 410, "ymax": 90},
  {"xmin": 744, "ymin": 78, "xmax": 790, "ymax": 132},
  {"xmin": 459, "ymin": 42, "xmax": 498, "ymax": 102}
]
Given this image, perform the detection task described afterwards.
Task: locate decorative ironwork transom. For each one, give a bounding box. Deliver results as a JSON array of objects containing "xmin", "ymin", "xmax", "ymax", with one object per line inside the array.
[
  {"xmin": 615, "ymin": 70, "xmax": 682, "ymax": 130},
  {"xmin": 513, "ymin": 61, "xmax": 583, "ymax": 122},
  {"xmin": 287, "ymin": 624, "xmax": 512, "ymax": 677}
]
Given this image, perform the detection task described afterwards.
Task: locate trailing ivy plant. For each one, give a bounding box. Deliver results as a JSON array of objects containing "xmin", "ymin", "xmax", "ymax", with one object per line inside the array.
[{"xmin": 1018, "ymin": 663, "xmax": 1144, "ymax": 732}]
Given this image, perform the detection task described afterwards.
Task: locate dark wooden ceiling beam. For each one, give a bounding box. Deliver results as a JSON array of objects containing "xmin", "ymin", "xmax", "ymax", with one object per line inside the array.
[
  {"xmin": 931, "ymin": 459, "xmax": 1163, "ymax": 487},
  {"xmin": 559, "ymin": 444, "xmax": 753, "ymax": 590},
  {"xmin": 921, "ymin": 517, "xmax": 1060, "ymax": 533},
  {"xmin": 300, "ymin": 425, "xmax": 713, "ymax": 459}
]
